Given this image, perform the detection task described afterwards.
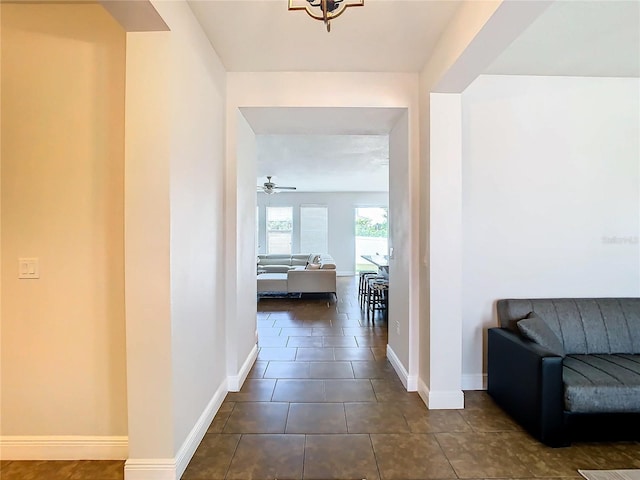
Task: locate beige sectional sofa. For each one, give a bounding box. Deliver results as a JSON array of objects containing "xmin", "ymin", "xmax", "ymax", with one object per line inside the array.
[{"xmin": 257, "ymin": 253, "xmax": 337, "ymax": 297}]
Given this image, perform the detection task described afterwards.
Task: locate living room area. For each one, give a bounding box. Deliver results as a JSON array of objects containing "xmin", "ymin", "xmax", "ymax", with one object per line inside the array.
[{"xmin": 254, "ymin": 133, "xmax": 390, "ymax": 306}]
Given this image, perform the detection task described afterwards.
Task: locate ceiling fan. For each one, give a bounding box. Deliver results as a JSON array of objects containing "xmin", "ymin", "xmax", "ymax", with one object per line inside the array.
[{"xmin": 257, "ymin": 176, "xmax": 297, "ymax": 195}]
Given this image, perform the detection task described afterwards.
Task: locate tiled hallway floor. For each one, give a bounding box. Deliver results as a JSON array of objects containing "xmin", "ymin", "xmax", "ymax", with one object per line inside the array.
[
  {"xmin": 182, "ymin": 276, "xmax": 640, "ymax": 480},
  {"xmin": 2, "ymin": 276, "xmax": 639, "ymax": 479}
]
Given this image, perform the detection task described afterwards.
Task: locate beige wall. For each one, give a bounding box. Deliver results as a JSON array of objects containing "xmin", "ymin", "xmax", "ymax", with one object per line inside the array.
[
  {"xmin": 123, "ymin": 30, "xmax": 173, "ymax": 460},
  {"xmin": 1, "ymin": 4, "xmax": 127, "ymax": 436}
]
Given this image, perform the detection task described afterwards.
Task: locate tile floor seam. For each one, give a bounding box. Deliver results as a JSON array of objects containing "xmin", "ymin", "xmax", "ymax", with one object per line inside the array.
[
  {"xmin": 222, "ymin": 433, "xmax": 242, "ymax": 480},
  {"xmin": 431, "ymin": 432, "xmax": 461, "ymax": 479},
  {"xmin": 301, "ymin": 434, "xmax": 308, "ymax": 479},
  {"xmin": 221, "ymin": 403, "xmax": 236, "ymax": 432},
  {"xmin": 285, "ymin": 402, "xmax": 292, "ymax": 435},
  {"xmin": 367, "ymin": 433, "xmax": 383, "ymax": 480}
]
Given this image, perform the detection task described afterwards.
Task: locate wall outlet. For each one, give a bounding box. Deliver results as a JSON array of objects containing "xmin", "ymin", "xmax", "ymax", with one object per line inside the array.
[{"xmin": 395, "ymin": 320, "xmax": 400, "ymax": 335}]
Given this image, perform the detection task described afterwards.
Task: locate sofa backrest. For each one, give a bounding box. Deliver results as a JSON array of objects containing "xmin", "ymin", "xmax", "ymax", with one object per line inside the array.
[
  {"xmin": 291, "ymin": 254, "xmax": 310, "ymax": 266},
  {"xmin": 497, "ymin": 298, "xmax": 640, "ymax": 355},
  {"xmin": 257, "ymin": 253, "xmax": 337, "ymax": 269},
  {"xmin": 258, "ymin": 254, "xmax": 293, "ymax": 266}
]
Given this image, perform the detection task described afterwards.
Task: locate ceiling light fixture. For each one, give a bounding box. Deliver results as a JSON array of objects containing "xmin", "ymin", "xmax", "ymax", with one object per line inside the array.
[{"xmin": 288, "ymin": 0, "xmax": 364, "ymax": 32}]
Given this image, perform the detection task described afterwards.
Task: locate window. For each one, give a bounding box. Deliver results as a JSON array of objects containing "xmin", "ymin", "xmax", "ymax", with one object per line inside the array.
[
  {"xmin": 355, "ymin": 207, "xmax": 388, "ymax": 272},
  {"xmin": 266, "ymin": 206, "xmax": 293, "ymax": 254},
  {"xmin": 300, "ymin": 205, "xmax": 328, "ymax": 253}
]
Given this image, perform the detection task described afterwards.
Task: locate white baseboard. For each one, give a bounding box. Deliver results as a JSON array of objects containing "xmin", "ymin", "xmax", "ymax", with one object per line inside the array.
[
  {"xmin": 227, "ymin": 343, "xmax": 258, "ymax": 392},
  {"xmin": 124, "ymin": 459, "xmax": 176, "ymax": 480},
  {"xmin": 0, "ymin": 435, "xmax": 128, "ymax": 460},
  {"xmin": 418, "ymin": 378, "xmax": 464, "ymax": 410},
  {"xmin": 461, "ymin": 373, "xmax": 487, "ymax": 390},
  {"xmin": 125, "ymin": 377, "xmax": 229, "ymax": 480},
  {"xmin": 174, "ymin": 378, "xmax": 228, "ymax": 479},
  {"xmin": 386, "ymin": 345, "xmax": 417, "ymax": 391}
]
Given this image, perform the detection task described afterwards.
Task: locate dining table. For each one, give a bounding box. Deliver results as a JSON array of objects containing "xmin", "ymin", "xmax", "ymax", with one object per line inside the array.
[{"xmin": 361, "ymin": 254, "xmax": 389, "ymax": 278}]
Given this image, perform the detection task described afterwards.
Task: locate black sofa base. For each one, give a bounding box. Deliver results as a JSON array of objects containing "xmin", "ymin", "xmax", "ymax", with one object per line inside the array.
[{"xmin": 487, "ymin": 328, "xmax": 640, "ymax": 447}]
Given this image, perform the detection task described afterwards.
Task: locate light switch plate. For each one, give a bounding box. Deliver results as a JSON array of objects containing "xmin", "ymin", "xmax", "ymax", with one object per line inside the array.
[{"xmin": 19, "ymin": 258, "xmax": 39, "ymax": 279}]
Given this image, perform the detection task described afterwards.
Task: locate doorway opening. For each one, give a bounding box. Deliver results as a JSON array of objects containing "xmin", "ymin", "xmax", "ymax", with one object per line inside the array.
[
  {"xmin": 233, "ymin": 106, "xmax": 416, "ymax": 394},
  {"xmin": 355, "ymin": 206, "xmax": 389, "ymax": 273}
]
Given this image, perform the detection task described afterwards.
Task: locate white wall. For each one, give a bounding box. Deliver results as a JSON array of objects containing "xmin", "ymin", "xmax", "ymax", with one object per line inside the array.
[
  {"xmin": 227, "ymin": 73, "xmax": 420, "ymax": 387},
  {"xmin": 427, "ymin": 93, "xmax": 463, "ymax": 405},
  {"xmin": 461, "ymin": 75, "xmax": 640, "ymax": 386},
  {"xmin": 388, "ymin": 113, "xmax": 416, "ymax": 385},
  {"xmin": 227, "ymin": 111, "xmax": 258, "ymax": 390},
  {"xmin": 124, "ymin": 1, "xmax": 228, "ymax": 476},
  {"xmin": 257, "ymin": 192, "xmax": 389, "ymax": 274},
  {"xmin": 418, "ymin": 0, "xmax": 551, "ymax": 408},
  {"xmin": 1, "ymin": 3, "xmax": 128, "ymax": 456},
  {"xmin": 159, "ymin": 0, "xmax": 228, "ymax": 459}
]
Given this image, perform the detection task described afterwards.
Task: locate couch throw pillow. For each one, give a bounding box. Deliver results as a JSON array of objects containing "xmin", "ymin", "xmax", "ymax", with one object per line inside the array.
[
  {"xmin": 517, "ymin": 312, "xmax": 565, "ymax": 357},
  {"xmin": 306, "ymin": 263, "xmax": 321, "ymax": 270}
]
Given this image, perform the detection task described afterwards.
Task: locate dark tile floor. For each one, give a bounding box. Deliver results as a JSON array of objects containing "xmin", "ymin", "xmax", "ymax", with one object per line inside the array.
[{"xmin": 2, "ymin": 276, "xmax": 639, "ymax": 479}]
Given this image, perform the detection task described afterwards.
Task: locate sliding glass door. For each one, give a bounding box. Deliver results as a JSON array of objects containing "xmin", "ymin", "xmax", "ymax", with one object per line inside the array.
[{"xmin": 355, "ymin": 207, "xmax": 388, "ymax": 273}]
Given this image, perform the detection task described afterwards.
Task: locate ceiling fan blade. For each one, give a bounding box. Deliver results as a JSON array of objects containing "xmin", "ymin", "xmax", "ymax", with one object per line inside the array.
[{"xmin": 274, "ymin": 186, "xmax": 297, "ymax": 190}]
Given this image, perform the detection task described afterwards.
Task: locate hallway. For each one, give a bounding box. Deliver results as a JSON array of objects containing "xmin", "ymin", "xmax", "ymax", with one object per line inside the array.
[
  {"xmin": 181, "ymin": 277, "xmax": 640, "ymax": 479},
  {"xmin": 2, "ymin": 277, "xmax": 639, "ymax": 479}
]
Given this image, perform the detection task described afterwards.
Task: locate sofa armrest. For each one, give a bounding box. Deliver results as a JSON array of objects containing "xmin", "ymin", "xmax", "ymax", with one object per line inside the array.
[{"xmin": 487, "ymin": 328, "xmax": 568, "ymax": 446}]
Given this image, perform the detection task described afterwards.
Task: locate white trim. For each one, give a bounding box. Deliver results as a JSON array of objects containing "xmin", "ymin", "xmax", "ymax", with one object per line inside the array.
[
  {"xmin": 124, "ymin": 378, "xmax": 229, "ymax": 480},
  {"xmin": 174, "ymin": 378, "xmax": 228, "ymax": 479},
  {"xmin": 336, "ymin": 270, "xmax": 354, "ymax": 277},
  {"xmin": 461, "ymin": 373, "xmax": 487, "ymax": 390},
  {"xmin": 418, "ymin": 377, "xmax": 429, "ymax": 407},
  {"xmin": 124, "ymin": 459, "xmax": 176, "ymax": 480},
  {"xmin": 418, "ymin": 378, "xmax": 464, "ymax": 410},
  {"xmin": 0, "ymin": 436, "xmax": 128, "ymax": 460},
  {"xmin": 227, "ymin": 343, "xmax": 258, "ymax": 392},
  {"xmin": 386, "ymin": 344, "xmax": 417, "ymax": 391}
]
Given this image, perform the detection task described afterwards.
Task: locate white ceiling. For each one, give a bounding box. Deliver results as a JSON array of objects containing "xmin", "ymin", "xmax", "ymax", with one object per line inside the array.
[
  {"xmin": 486, "ymin": 0, "xmax": 640, "ymax": 77},
  {"xmin": 241, "ymin": 107, "xmax": 406, "ymax": 135},
  {"xmin": 257, "ymin": 134, "xmax": 389, "ymax": 193},
  {"xmin": 242, "ymin": 107, "xmax": 400, "ymax": 193},
  {"xmin": 189, "ymin": 0, "xmax": 639, "ymax": 193},
  {"xmin": 187, "ymin": 0, "xmax": 462, "ymax": 72}
]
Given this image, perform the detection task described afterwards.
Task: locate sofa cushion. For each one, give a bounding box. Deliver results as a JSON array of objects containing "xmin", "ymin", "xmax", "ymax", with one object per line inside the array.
[
  {"xmin": 497, "ymin": 298, "xmax": 640, "ymax": 355},
  {"xmin": 518, "ymin": 313, "xmax": 565, "ymax": 357},
  {"xmin": 306, "ymin": 263, "xmax": 321, "ymax": 270},
  {"xmin": 563, "ymin": 354, "xmax": 640, "ymax": 413}
]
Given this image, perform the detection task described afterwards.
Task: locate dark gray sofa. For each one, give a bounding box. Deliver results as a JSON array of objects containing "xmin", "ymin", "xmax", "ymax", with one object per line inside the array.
[{"xmin": 487, "ymin": 298, "xmax": 640, "ymax": 447}]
